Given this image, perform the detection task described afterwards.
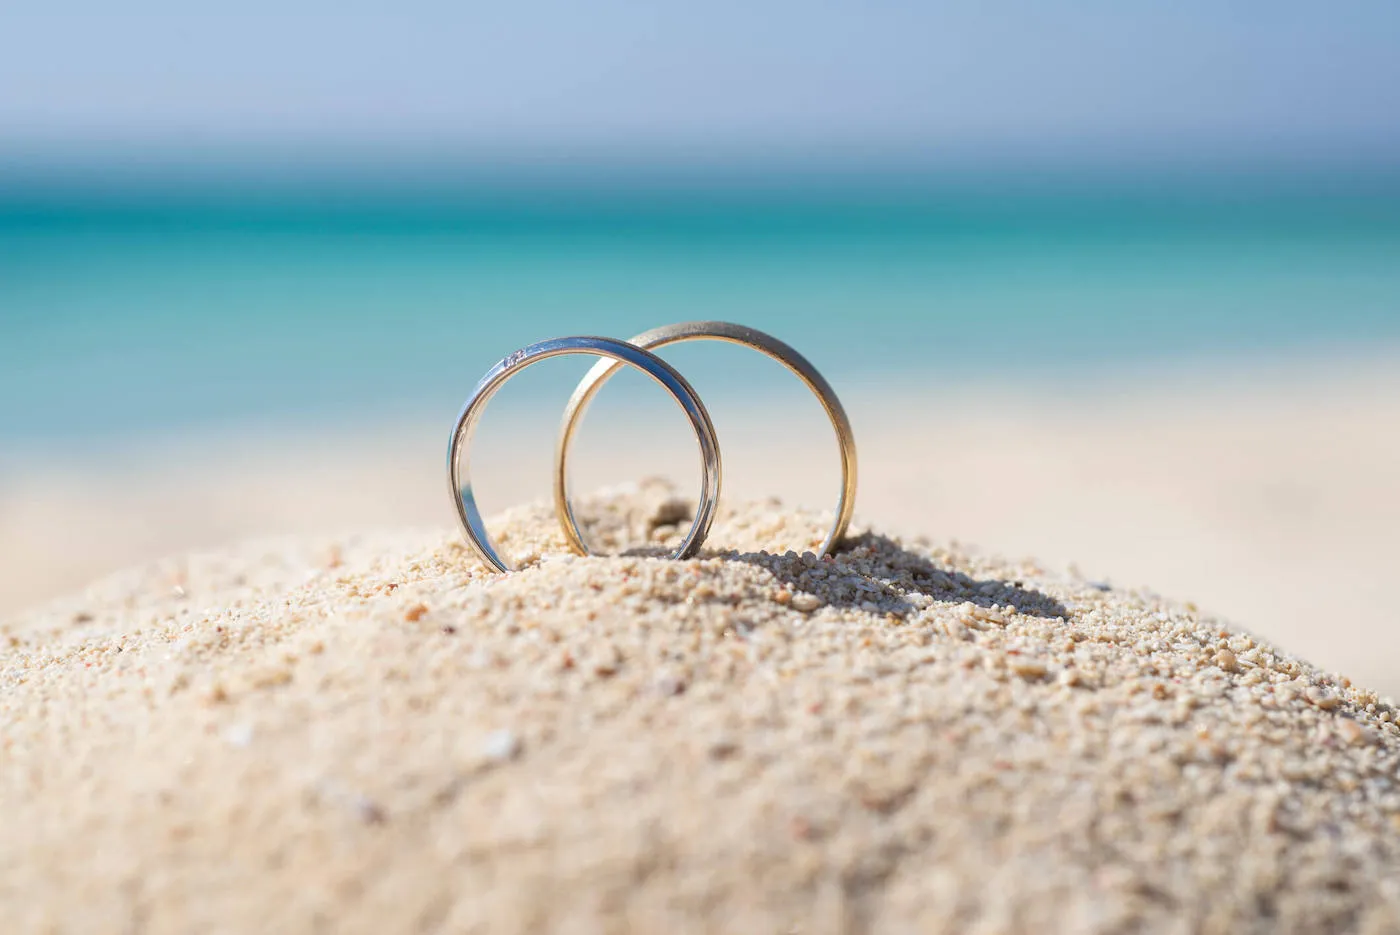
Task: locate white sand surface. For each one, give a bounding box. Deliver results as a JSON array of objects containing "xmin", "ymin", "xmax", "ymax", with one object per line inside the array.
[
  {"xmin": 3, "ymin": 483, "xmax": 1399, "ymax": 933},
  {"xmin": 4, "ymin": 361, "xmax": 1397, "ymax": 695}
]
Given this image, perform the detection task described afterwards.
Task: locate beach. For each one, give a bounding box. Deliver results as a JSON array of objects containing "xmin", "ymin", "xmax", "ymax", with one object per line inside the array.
[
  {"xmin": 7, "ymin": 4, "xmax": 1400, "ymax": 927},
  {"xmin": 5, "ymin": 174, "xmax": 1399, "ymax": 931},
  {"xmin": 5, "ymin": 355, "xmax": 1398, "ymax": 698}
]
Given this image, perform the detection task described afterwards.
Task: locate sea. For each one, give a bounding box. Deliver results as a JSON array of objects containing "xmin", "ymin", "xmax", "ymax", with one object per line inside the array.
[{"xmin": 3, "ymin": 161, "xmax": 1399, "ymax": 449}]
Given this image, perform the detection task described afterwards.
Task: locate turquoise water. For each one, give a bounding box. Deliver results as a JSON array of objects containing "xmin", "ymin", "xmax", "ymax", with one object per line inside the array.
[{"xmin": 3, "ymin": 172, "xmax": 1399, "ymax": 445}]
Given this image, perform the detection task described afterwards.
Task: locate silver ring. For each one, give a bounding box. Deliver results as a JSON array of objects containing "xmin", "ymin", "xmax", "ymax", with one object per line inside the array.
[
  {"xmin": 554, "ymin": 321, "xmax": 857, "ymax": 557},
  {"xmin": 448, "ymin": 336, "xmax": 722, "ymax": 572}
]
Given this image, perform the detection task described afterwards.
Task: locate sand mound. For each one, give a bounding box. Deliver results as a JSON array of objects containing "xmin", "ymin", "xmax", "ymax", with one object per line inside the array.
[{"xmin": 3, "ymin": 482, "xmax": 1399, "ymax": 934}]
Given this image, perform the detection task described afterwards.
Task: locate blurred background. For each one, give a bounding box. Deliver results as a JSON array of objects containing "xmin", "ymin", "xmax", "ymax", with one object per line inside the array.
[{"xmin": 2, "ymin": 3, "xmax": 1398, "ymax": 691}]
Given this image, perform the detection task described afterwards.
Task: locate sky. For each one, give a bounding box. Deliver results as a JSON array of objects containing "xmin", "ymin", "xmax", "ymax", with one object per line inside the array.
[{"xmin": 1, "ymin": 2, "xmax": 1399, "ymax": 166}]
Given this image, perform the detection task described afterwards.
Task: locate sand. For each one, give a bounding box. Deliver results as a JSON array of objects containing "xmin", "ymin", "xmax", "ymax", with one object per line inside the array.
[
  {"xmin": 3, "ymin": 481, "xmax": 1399, "ymax": 934},
  {"xmin": 5, "ymin": 358, "xmax": 1400, "ymax": 697}
]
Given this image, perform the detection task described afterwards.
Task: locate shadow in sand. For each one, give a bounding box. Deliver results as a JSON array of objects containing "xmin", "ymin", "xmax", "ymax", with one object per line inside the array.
[
  {"xmin": 726, "ymin": 531, "xmax": 1069, "ymax": 621},
  {"xmin": 613, "ymin": 531, "xmax": 1068, "ymax": 621}
]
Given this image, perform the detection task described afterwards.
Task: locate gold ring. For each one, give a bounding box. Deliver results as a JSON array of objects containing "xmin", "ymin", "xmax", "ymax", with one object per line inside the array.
[{"xmin": 553, "ymin": 321, "xmax": 857, "ymax": 558}]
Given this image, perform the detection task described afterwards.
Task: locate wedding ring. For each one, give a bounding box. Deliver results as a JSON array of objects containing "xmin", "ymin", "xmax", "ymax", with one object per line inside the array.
[
  {"xmin": 449, "ymin": 336, "xmax": 722, "ymax": 572},
  {"xmin": 554, "ymin": 321, "xmax": 857, "ymax": 558}
]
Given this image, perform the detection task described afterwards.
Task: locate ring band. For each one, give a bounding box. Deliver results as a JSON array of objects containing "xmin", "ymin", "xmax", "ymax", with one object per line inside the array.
[
  {"xmin": 553, "ymin": 321, "xmax": 857, "ymax": 558},
  {"xmin": 449, "ymin": 336, "xmax": 723, "ymax": 572}
]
